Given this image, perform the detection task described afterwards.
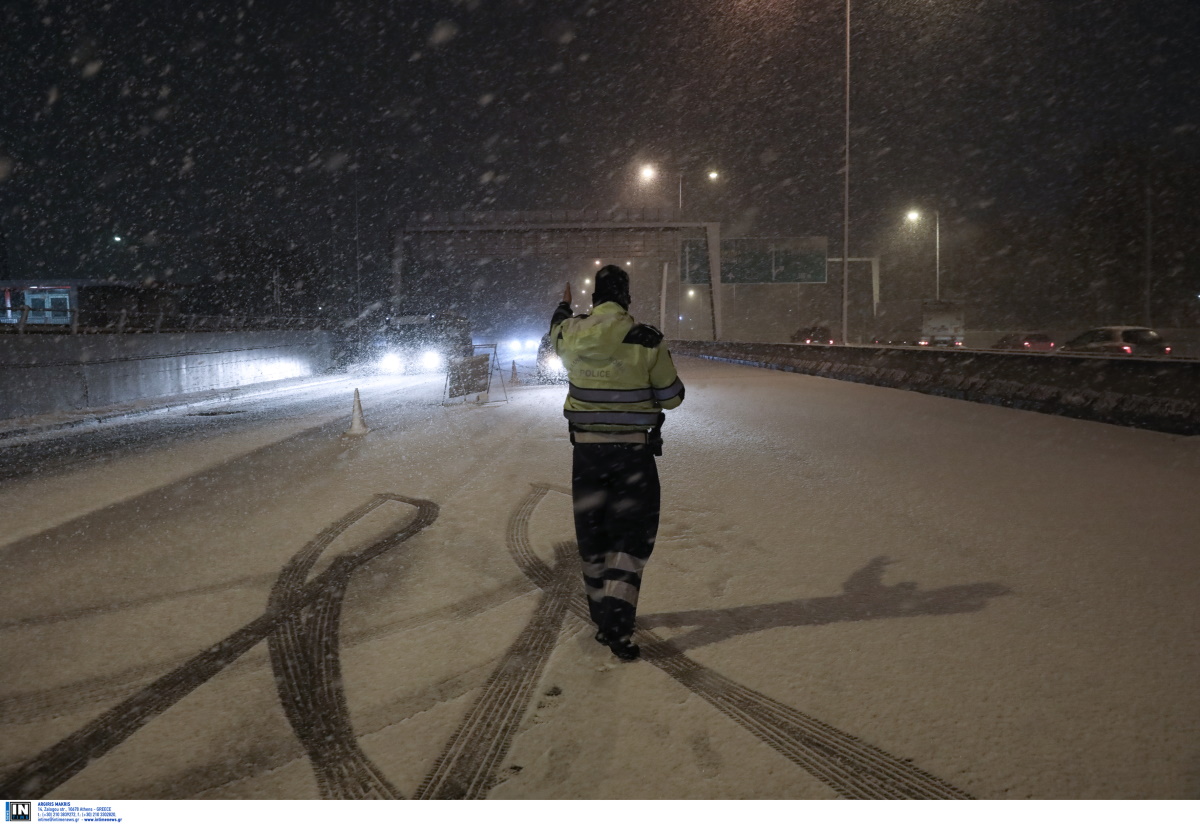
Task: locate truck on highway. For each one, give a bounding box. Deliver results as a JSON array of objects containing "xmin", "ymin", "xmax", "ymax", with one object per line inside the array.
[{"xmin": 919, "ymin": 301, "xmax": 965, "ymax": 347}]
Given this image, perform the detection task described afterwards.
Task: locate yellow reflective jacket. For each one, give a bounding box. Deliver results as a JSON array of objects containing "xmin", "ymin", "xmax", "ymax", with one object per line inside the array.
[{"xmin": 550, "ymin": 301, "xmax": 685, "ymax": 433}]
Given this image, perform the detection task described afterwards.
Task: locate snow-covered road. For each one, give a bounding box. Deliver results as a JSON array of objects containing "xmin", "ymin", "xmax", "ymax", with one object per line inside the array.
[{"xmin": 2, "ymin": 357, "xmax": 1197, "ymax": 799}]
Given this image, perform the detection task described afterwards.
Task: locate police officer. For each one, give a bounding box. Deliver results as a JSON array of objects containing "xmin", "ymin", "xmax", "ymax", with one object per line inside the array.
[{"xmin": 549, "ymin": 265, "xmax": 685, "ymax": 661}]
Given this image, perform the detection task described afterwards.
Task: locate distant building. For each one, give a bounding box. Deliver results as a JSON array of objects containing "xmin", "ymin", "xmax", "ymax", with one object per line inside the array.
[{"xmin": 1, "ymin": 279, "xmax": 181, "ymax": 327}]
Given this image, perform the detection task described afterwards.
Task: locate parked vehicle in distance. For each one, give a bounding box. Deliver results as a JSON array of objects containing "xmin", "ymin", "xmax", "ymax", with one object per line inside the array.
[
  {"xmin": 1058, "ymin": 326, "xmax": 1172, "ymax": 357},
  {"xmin": 372, "ymin": 313, "xmax": 474, "ymax": 374},
  {"xmin": 919, "ymin": 300, "xmax": 965, "ymax": 347},
  {"xmin": 790, "ymin": 325, "xmax": 836, "ymax": 345},
  {"xmin": 992, "ymin": 333, "xmax": 1055, "ymax": 352},
  {"xmin": 535, "ymin": 334, "xmax": 568, "ymax": 383}
]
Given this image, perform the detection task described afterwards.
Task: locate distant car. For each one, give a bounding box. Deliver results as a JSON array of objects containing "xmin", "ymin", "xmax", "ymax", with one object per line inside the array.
[
  {"xmin": 371, "ymin": 313, "xmax": 474, "ymax": 374},
  {"xmin": 1058, "ymin": 326, "xmax": 1172, "ymax": 357},
  {"xmin": 791, "ymin": 326, "xmax": 836, "ymax": 345},
  {"xmin": 535, "ymin": 334, "xmax": 567, "ymax": 383},
  {"xmin": 992, "ymin": 333, "xmax": 1056, "ymax": 352}
]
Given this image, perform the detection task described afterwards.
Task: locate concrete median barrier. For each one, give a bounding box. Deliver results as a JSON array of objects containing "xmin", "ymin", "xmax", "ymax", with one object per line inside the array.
[
  {"xmin": 672, "ymin": 340, "xmax": 1200, "ymax": 436},
  {"xmin": 0, "ymin": 331, "xmax": 334, "ymax": 421}
]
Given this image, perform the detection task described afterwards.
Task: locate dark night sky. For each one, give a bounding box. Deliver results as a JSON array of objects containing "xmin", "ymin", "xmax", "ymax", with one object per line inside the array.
[{"xmin": 2, "ymin": 0, "xmax": 1198, "ymax": 312}]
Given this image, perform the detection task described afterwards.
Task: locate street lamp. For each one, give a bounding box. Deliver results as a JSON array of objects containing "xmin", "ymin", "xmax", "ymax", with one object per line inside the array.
[
  {"xmin": 638, "ymin": 164, "xmax": 720, "ymax": 212},
  {"xmin": 906, "ymin": 208, "xmax": 941, "ymax": 301},
  {"xmin": 680, "ymin": 170, "xmax": 720, "ymax": 212},
  {"xmin": 674, "ymin": 169, "xmax": 721, "ymax": 212},
  {"xmin": 636, "ymin": 164, "xmax": 658, "ymax": 210}
]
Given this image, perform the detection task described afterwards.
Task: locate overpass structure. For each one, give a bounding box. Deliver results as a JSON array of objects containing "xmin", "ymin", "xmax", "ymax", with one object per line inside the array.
[
  {"xmin": 396, "ymin": 209, "xmax": 723, "ymax": 338},
  {"xmin": 394, "ymin": 210, "xmax": 836, "ymax": 342}
]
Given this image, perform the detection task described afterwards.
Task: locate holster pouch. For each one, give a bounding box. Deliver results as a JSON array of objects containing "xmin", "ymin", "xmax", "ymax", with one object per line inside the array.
[{"xmin": 649, "ymin": 412, "xmax": 665, "ymax": 456}]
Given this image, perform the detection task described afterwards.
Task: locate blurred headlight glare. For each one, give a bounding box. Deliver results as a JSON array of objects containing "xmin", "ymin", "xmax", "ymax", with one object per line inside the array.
[{"xmin": 378, "ymin": 353, "xmax": 404, "ymax": 373}]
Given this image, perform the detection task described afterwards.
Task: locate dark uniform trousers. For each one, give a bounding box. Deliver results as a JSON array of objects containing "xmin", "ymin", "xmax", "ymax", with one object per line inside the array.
[{"xmin": 571, "ymin": 442, "xmax": 661, "ymax": 641}]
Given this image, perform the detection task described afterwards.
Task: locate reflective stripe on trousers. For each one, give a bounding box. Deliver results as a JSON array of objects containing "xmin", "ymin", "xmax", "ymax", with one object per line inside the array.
[{"xmin": 571, "ymin": 442, "xmax": 661, "ymax": 640}]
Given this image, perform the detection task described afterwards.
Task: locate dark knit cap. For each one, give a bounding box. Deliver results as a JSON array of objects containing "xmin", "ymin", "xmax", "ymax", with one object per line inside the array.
[{"xmin": 592, "ymin": 265, "xmax": 630, "ymax": 309}]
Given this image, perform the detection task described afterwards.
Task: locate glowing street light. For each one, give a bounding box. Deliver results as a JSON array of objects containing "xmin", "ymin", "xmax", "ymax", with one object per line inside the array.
[
  {"xmin": 906, "ymin": 208, "xmax": 942, "ymax": 302},
  {"xmin": 638, "ymin": 164, "xmax": 721, "ymax": 211},
  {"xmin": 679, "ymin": 168, "xmax": 722, "ymax": 211}
]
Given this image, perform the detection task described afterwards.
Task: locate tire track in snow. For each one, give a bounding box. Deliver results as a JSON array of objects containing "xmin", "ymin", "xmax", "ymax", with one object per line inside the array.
[
  {"xmin": 506, "ymin": 483, "xmax": 973, "ymax": 800},
  {"xmin": 639, "ymin": 636, "xmax": 969, "ymax": 798},
  {"xmin": 415, "ymin": 542, "xmax": 575, "ymax": 800},
  {"xmin": 0, "ymin": 575, "xmax": 536, "ymax": 726},
  {"xmin": 0, "ymin": 494, "xmax": 437, "ymax": 800},
  {"xmin": 4, "ymin": 478, "xmax": 975, "ymax": 801},
  {"xmin": 264, "ymin": 495, "xmax": 427, "ymax": 800}
]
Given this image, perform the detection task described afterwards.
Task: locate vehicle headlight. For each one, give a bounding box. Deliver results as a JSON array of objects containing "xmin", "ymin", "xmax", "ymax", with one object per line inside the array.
[
  {"xmin": 378, "ymin": 353, "xmax": 404, "ymax": 373},
  {"xmin": 548, "ymin": 355, "xmax": 564, "ymax": 372},
  {"xmin": 420, "ymin": 350, "xmax": 443, "ymax": 370}
]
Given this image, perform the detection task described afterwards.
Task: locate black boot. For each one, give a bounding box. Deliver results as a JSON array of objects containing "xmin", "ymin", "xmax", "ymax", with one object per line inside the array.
[{"xmin": 606, "ymin": 636, "xmax": 640, "ymax": 661}]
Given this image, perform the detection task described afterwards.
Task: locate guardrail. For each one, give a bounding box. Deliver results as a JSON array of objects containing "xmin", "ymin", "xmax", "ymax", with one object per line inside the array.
[
  {"xmin": 672, "ymin": 340, "xmax": 1200, "ymax": 436},
  {"xmin": 0, "ymin": 307, "xmax": 327, "ymax": 334}
]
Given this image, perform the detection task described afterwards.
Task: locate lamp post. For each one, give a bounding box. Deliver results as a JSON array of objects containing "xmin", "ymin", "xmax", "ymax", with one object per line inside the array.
[
  {"xmin": 638, "ymin": 164, "xmax": 719, "ymax": 213},
  {"xmin": 842, "ymin": 0, "xmax": 851, "ymax": 344},
  {"xmin": 684, "ymin": 170, "xmax": 720, "ymax": 213},
  {"xmin": 906, "ymin": 208, "xmax": 941, "ymax": 302},
  {"xmin": 638, "ymin": 164, "xmax": 657, "ymax": 210}
]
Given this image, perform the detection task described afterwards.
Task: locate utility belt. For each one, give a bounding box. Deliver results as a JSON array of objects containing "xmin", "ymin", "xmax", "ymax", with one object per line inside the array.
[{"xmin": 569, "ymin": 413, "xmax": 666, "ymax": 456}]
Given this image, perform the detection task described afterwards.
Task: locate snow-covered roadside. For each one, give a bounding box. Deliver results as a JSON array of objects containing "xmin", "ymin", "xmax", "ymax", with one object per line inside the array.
[
  {"xmin": 0, "ymin": 372, "xmax": 357, "ymax": 444},
  {"xmin": 0, "ymin": 373, "xmax": 441, "ymax": 546},
  {"xmin": 2, "ymin": 357, "xmax": 1197, "ymax": 799}
]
